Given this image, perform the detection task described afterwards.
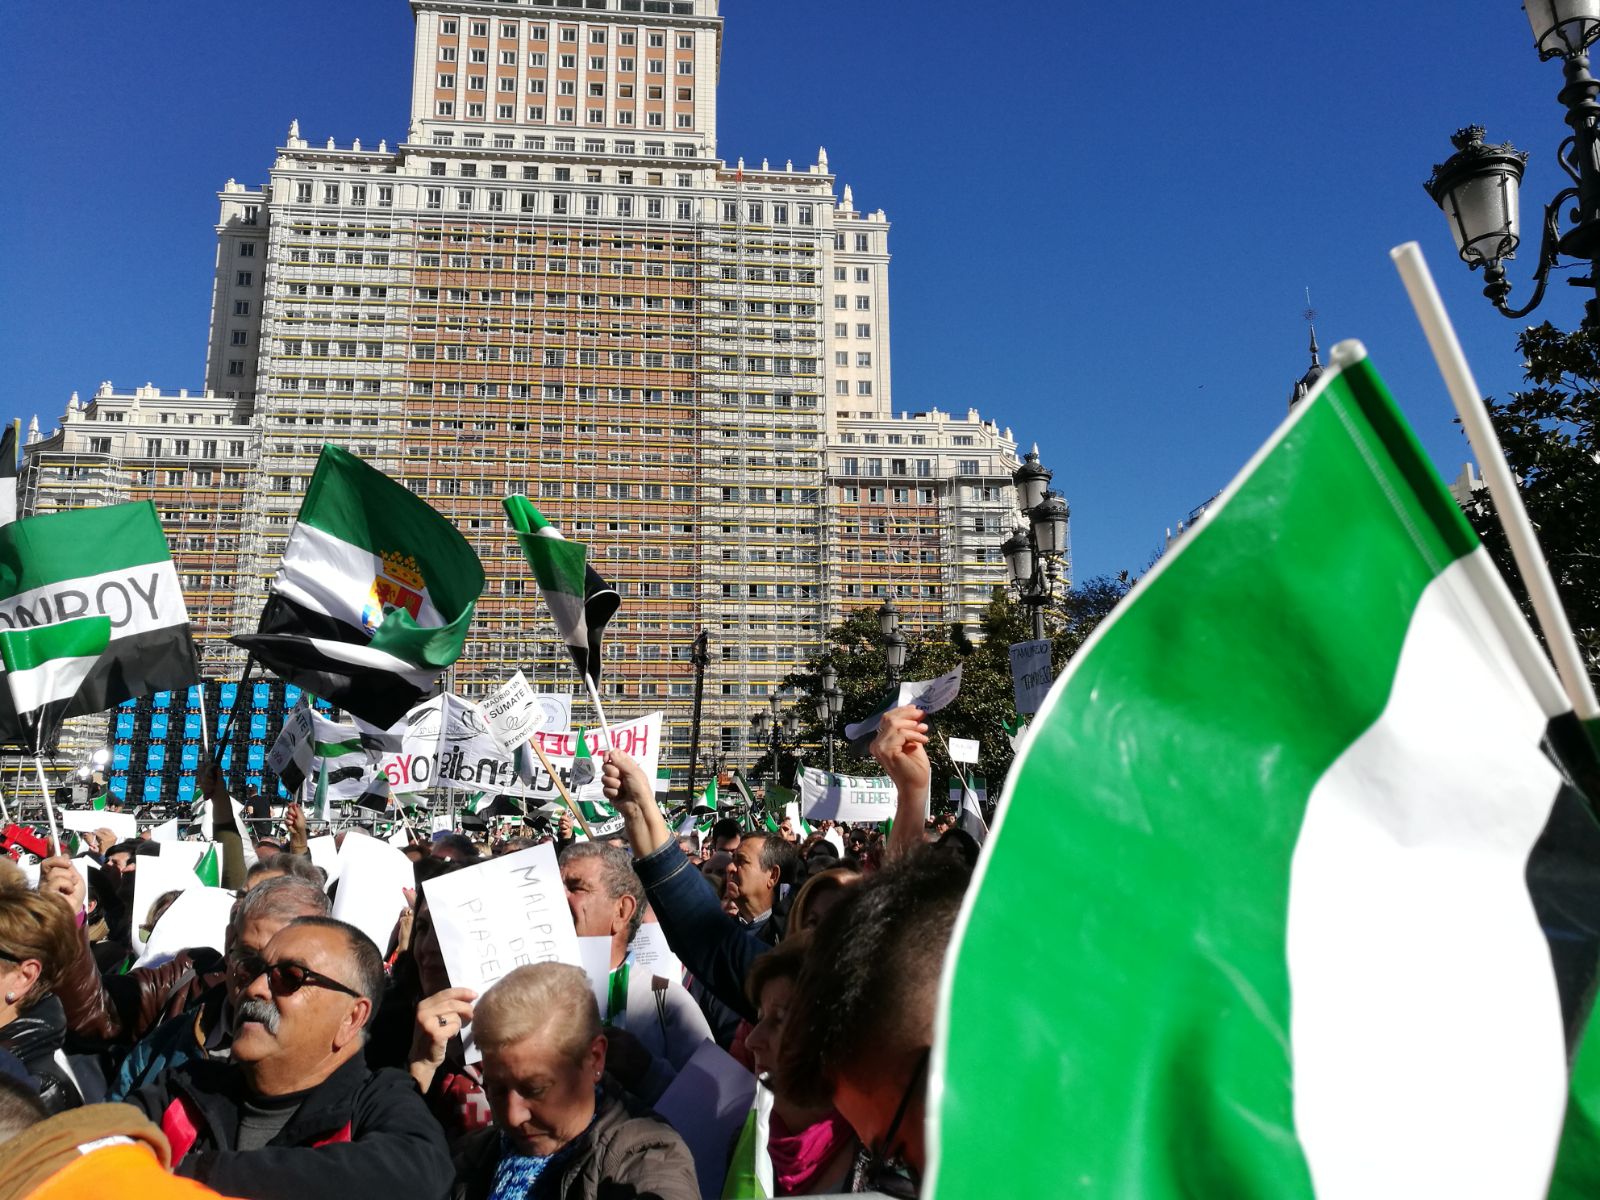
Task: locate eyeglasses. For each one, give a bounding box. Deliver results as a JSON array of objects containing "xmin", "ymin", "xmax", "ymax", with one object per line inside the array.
[
  {"xmin": 850, "ymin": 1045, "xmax": 928, "ymax": 1199},
  {"xmin": 233, "ymin": 952, "xmax": 361, "ymax": 1000}
]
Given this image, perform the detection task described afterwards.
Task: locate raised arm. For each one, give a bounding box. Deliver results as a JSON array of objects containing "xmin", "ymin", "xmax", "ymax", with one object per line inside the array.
[{"xmin": 870, "ymin": 705, "xmax": 931, "ymax": 864}]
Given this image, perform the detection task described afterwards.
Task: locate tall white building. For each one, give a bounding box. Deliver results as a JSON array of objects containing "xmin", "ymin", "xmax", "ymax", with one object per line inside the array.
[{"xmin": 21, "ymin": 0, "xmax": 1057, "ymax": 799}]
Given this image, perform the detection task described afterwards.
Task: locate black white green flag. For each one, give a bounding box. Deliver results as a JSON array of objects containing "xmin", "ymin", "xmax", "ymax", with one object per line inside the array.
[
  {"xmin": 235, "ymin": 446, "xmax": 484, "ymax": 727},
  {"xmin": 0, "ymin": 615, "xmax": 111, "ymax": 748},
  {"xmin": 268, "ymin": 699, "xmax": 385, "ymax": 807},
  {"xmin": 929, "ymin": 343, "xmax": 1599, "ymax": 1198},
  {"xmin": 503, "ymin": 496, "xmax": 619, "ymax": 685},
  {"xmin": 0, "ymin": 502, "xmax": 197, "ymax": 745}
]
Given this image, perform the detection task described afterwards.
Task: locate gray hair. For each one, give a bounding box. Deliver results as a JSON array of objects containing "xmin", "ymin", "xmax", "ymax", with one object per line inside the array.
[
  {"xmin": 232, "ymin": 873, "xmax": 331, "ymax": 936},
  {"xmin": 246, "ymin": 851, "xmax": 326, "ymax": 889},
  {"xmin": 559, "ymin": 841, "xmax": 645, "ymax": 942}
]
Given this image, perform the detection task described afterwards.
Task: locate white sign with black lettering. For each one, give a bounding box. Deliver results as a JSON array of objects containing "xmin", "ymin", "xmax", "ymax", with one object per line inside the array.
[
  {"xmin": 423, "ymin": 843, "xmax": 582, "ymax": 1062},
  {"xmin": 1009, "ymin": 639, "xmax": 1054, "ymax": 715}
]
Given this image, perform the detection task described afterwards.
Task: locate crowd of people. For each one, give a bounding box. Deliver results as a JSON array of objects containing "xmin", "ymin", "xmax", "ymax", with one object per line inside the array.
[{"xmin": 0, "ymin": 704, "xmax": 978, "ymax": 1198}]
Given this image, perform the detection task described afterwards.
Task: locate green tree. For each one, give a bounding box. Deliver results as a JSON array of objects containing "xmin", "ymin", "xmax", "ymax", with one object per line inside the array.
[
  {"xmin": 1471, "ymin": 323, "xmax": 1599, "ymax": 691},
  {"xmin": 754, "ymin": 576, "xmax": 1134, "ymax": 806}
]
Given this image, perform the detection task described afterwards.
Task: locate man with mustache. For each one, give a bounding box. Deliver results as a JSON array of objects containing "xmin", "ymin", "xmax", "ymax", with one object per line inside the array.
[
  {"xmin": 128, "ymin": 916, "xmax": 453, "ymax": 1200},
  {"xmin": 106, "ymin": 874, "xmax": 332, "ymax": 1099}
]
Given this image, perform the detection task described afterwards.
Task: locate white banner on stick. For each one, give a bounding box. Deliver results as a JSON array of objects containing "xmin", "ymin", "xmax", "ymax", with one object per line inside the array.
[
  {"xmin": 422, "ymin": 842, "xmax": 582, "ymax": 1061},
  {"xmin": 799, "ymin": 767, "xmax": 898, "ymax": 823},
  {"xmin": 1009, "ymin": 639, "xmax": 1054, "ymax": 715}
]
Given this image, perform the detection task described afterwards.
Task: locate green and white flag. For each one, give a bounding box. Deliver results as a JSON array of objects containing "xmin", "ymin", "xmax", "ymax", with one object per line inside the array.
[
  {"xmin": 0, "ymin": 501, "xmax": 198, "ymax": 745},
  {"xmin": 695, "ymin": 776, "xmax": 718, "ymax": 816},
  {"xmin": 0, "ymin": 615, "xmax": 112, "ymax": 748},
  {"xmin": 268, "ymin": 699, "xmax": 384, "ymax": 807},
  {"xmin": 569, "ymin": 729, "xmax": 622, "ymax": 834},
  {"xmin": 930, "ymin": 343, "xmax": 1600, "ymax": 1198},
  {"xmin": 194, "ymin": 844, "xmax": 220, "ymax": 888},
  {"xmin": 234, "ymin": 446, "xmax": 485, "ymax": 728},
  {"xmin": 503, "ymin": 496, "xmax": 620, "ymax": 686}
]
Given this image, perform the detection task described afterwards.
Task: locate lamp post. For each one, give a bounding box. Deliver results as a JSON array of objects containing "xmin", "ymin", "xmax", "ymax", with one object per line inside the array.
[
  {"xmin": 878, "ymin": 598, "xmax": 908, "ymax": 688},
  {"xmin": 818, "ymin": 660, "xmax": 842, "ymax": 773},
  {"xmin": 1002, "ymin": 446, "xmax": 1071, "ymax": 640},
  {"xmin": 750, "ymin": 693, "xmax": 790, "ymax": 784},
  {"xmin": 686, "ymin": 630, "xmax": 709, "ymax": 807},
  {"xmin": 1425, "ymin": 3, "xmax": 1600, "ymax": 328}
]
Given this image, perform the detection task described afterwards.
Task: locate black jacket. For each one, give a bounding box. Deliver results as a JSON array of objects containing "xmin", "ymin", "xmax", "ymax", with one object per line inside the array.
[{"xmin": 128, "ymin": 1051, "xmax": 454, "ymax": 1200}]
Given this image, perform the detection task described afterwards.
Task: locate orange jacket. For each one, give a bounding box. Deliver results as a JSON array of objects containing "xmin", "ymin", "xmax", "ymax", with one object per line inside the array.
[{"xmin": 0, "ymin": 1103, "xmax": 234, "ymax": 1200}]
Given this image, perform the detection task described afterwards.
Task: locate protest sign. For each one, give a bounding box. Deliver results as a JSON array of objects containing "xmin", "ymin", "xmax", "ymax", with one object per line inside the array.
[
  {"xmin": 1009, "ymin": 638, "xmax": 1054, "ymax": 715},
  {"xmin": 629, "ymin": 922, "xmax": 682, "ymax": 984},
  {"xmin": 949, "ymin": 737, "xmax": 980, "ymax": 764},
  {"xmin": 578, "ymin": 935, "xmax": 613, "ymax": 1016},
  {"xmin": 148, "ymin": 818, "xmax": 180, "ymax": 843},
  {"xmin": 135, "ymin": 886, "xmax": 235, "ymax": 969},
  {"xmin": 843, "ymin": 666, "xmax": 964, "ymax": 743},
  {"xmin": 306, "ymin": 834, "xmax": 340, "ymax": 886},
  {"xmin": 799, "ymin": 767, "xmax": 898, "ymax": 823},
  {"xmin": 332, "ymin": 833, "xmax": 415, "ymax": 952},
  {"xmin": 130, "ymin": 850, "xmax": 208, "ymax": 953},
  {"xmin": 62, "ymin": 808, "xmax": 136, "ymax": 841},
  {"xmin": 483, "ymin": 672, "xmax": 571, "ymax": 751},
  {"xmin": 655, "ymin": 1040, "xmax": 758, "ymax": 1199},
  {"xmin": 422, "ymin": 843, "xmax": 581, "ymax": 1061}
]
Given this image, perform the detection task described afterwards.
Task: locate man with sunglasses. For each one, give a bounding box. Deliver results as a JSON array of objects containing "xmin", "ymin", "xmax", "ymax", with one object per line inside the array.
[{"xmin": 128, "ymin": 916, "xmax": 453, "ymax": 1200}]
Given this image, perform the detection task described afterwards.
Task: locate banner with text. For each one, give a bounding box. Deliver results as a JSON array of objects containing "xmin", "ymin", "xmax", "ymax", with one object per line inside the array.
[{"xmin": 800, "ymin": 766, "xmax": 898, "ymax": 823}]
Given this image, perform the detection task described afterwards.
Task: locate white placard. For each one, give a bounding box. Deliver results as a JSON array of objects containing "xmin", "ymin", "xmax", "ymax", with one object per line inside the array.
[
  {"xmin": 331, "ymin": 833, "xmax": 416, "ymax": 953},
  {"xmin": 61, "ymin": 808, "xmax": 137, "ymax": 841},
  {"xmin": 578, "ymin": 935, "xmax": 614, "ymax": 1016},
  {"xmin": 422, "ymin": 842, "xmax": 582, "ymax": 1062},
  {"xmin": 135, "ymin": 886, "xmax": 236, "ymax": 969},
  {"xmin": 799, "ymin": 767, "xmax": 898, "ymax": 823},
  {"xmin": 1009, "ymin": 638, "xmax": 1054, "ymax": 715},
  {"xmin": 130, "ymin": 852, "xmax": 209, "ymax": 953},
  {"xmin": 629, "ymin": 921, "xmax": 681, "ymax": 984},
  {"xmin": 654, "ymin": 1040, "xmax": 759, "ymax": 1199},
  {"xmin": 307, "ymin": 835, "xmax": 340, "ymax": 887},
  {"xmin": 949, "ymin": 737, "xmax": 980, "ymax": 764},
  {"xmin": 843, "ymin": 666, "xmax": 964, "ymax": 742},
  {"xmin": 783, "ymin": 801, "xmax": 803, "ymax": 832},
  {"xmin": 387, "ymin": 822, "xmax": 411, "ymax": 847},
  {"xmin": 430, "ymin": 814, "xmax": 455, "ymax": 834},
  {"xmin": 482, "ymin": 674, "xmax": 570, "ymax": 751},
  {"xmin": 148, "ymin": 818, "xmax": 180, "ymax": 843}
]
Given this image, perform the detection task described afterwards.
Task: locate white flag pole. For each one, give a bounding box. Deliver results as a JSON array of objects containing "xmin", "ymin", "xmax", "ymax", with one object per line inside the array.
[
  {"xmin": 1391, "ymin": 241, "xmax": 1600, "ymax": 721},
  {"xmin": 32, "ymin": 753, "xmax": 61, "ymax": 856},
  {"xmin": 582, "ymin": 673, "xmax": 614, "ymax": 747},
  {"xmin": 194, "ymin": 679, "xmax": 211, "ymax": 756}
]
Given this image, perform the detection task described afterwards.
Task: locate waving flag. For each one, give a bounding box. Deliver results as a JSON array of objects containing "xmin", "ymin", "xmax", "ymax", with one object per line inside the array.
[
  {"xmin": 929, "ymin": 343, "xmax": 1600, "ymax": 1199},
  {"xmin": 0, "ymin": 615, "xmax": 112, "ymax": 748},
  {"xmin": 503, "ymin": 496, "xmax": 619, "ymax": 685},
  {"xmin": 234, "ymin": 446, "xmax": 484, "ymax": 727},
  {"xmin": 0, "ymin": 501, "xmax": 198, "ymax": 745}
]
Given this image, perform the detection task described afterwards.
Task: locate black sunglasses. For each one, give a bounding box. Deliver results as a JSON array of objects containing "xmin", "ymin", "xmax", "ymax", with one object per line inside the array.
[{"xmin": 234, "ymin": 952, "xmax": 361, "ymax": 1000}]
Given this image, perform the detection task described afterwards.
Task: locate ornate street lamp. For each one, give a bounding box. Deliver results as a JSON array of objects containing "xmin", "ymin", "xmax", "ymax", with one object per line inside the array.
[
  {"xmin": 1000, "ymin": 449, "xmax": 1069, "ymax": 641},
  {"xmin": 877, "ymin": 598, "xmax": 899, "ymax": 638},
  {"xmin": 885, "ymin": 628, "xmax": 908, "ymax": 687},
  {"xmin": 1426, "ymin": 6, "xmax": 1600, "ymax": 328}
]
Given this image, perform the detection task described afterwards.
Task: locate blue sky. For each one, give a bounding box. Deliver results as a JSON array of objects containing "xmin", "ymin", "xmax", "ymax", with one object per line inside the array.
[{"xmin": 0, "ymin": 1, "xmax": 1580, "ymax": 579}]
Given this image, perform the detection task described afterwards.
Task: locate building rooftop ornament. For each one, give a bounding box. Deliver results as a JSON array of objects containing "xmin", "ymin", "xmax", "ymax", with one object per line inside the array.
[{"xmin": 1289, "ymin": 290, "xmax": 1325, "ymax": 410}]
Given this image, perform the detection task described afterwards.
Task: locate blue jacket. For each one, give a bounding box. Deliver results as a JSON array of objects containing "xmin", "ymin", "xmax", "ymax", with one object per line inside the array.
[
  {"xmin": 108, "ymin": 986, "xmax": 228, "ymax": 1102},
  {"xmin": 632, "ymin": 840, "xmax": 770, "ymax": 1023}
]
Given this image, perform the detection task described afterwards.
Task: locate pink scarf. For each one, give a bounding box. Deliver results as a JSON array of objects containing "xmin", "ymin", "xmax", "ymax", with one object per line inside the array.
[{"xmin": 768, "ymin": 1109, "xmax": 855, "ymax": 1195}]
